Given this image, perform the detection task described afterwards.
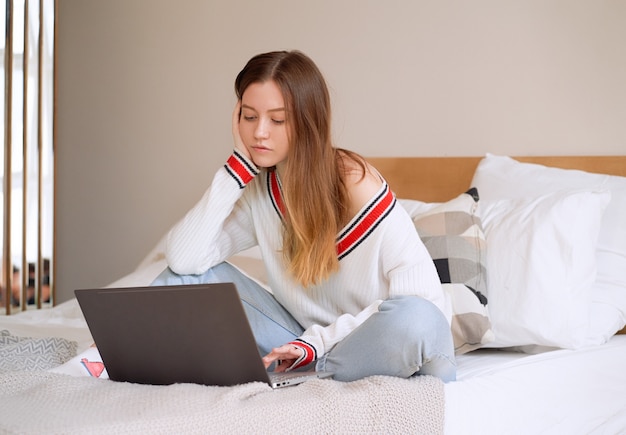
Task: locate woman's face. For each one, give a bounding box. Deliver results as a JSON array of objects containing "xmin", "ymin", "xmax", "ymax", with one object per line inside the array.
[{"xmin": 239, "ymin": 80, "xmax": 290, "ymax": 171}]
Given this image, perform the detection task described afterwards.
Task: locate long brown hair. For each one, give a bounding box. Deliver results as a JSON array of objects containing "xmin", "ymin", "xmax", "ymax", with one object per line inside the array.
[{"xmin": 235, "ymin": 51, "xmax": 365, "ymax": 287}]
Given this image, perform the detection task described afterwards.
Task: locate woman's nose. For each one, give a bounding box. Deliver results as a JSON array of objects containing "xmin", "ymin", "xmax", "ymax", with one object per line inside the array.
[{"xmin": 254, "ymin": 120, "xmax": 270, "ymax": 140}]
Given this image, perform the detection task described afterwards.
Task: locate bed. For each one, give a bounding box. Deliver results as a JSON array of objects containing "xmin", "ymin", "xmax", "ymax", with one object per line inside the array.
[{"xmin": 1, "ymin": 154, "xmax": 625, "ymax": 434}]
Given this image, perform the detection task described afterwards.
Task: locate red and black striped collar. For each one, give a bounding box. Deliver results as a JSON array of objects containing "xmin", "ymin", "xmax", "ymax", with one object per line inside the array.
[
  {"xmin": 267, "ymin": 170, "xmax": 286, "ymax": 218},
  {"xmin": 336, "ymin": 183, "xmax": 395, "ymax": 260},
  {"xmin": 267, "ymin": 171, "xmax": 395, "ymax": 260}
]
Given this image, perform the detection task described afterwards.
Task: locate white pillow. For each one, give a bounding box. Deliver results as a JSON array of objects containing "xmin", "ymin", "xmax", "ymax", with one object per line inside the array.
[
  {"xmin": 479, "ymin": 190, "xmax": 610, "ymax": 349},
  {"xmin": 472, "ymin": 154, "xmax": 625, "ymax": 346},
  {"xmin": 472, "ymin": 154, "xmax": 626, "ymax": 286}
]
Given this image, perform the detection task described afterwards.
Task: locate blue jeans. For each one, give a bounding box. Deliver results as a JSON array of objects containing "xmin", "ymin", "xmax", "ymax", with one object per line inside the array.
[{"xmin": 152, "ymin": 262, "xmax": 456, "ymax": 383}]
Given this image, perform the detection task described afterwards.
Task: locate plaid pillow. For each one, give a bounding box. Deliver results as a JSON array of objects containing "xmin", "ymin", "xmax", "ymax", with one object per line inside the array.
[{"xmin": 401, "ymin": 188, "xmax": 494, "ymax": 354}]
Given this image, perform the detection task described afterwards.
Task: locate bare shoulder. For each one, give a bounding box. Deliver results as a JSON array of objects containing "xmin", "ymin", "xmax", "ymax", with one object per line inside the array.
[{"xmin": 340, "ymin": 152, "xmax": 384, "ymax": 216}]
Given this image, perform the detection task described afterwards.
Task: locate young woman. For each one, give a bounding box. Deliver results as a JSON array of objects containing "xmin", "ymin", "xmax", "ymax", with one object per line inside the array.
[{"xmin": 153, "ymin": 50, "xmax": 456, "ymax": 382}]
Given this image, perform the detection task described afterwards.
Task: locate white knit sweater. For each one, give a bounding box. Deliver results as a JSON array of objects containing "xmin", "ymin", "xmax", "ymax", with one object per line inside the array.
[{"xmin": 166, "ymin": 151, "xmax": 449, "ymax": 364}]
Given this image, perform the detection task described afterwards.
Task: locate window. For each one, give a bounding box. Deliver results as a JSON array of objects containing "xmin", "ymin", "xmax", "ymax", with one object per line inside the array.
[{"xmin": 0, "ymin": 0, "xmax": 55, "ymax": 313}]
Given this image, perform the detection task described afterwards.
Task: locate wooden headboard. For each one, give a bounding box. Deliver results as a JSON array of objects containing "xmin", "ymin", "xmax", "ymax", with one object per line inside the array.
[
  {"xmin": 366, "ymin": 155, "xmax": 626, "ymax": 335},
  {"xmin": 366, "ymin": 156, "xmax": 626, "ymax": 202}
]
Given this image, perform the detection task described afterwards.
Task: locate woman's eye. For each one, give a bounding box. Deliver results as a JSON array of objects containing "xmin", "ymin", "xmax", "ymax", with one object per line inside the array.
[
  {"xmin": 243, "ymin": 115, "xmax": 257, "ymax": 121},
  {"xmin": 272, "ymin": 119, "xmax": 285, "ymax": 125}
]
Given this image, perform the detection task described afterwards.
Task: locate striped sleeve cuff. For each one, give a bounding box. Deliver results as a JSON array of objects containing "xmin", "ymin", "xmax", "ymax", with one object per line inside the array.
[
  {"xmin": 225, "ymin": 150, "xmax": 259, "ymax": 188},
  {"xmin": 287, "ymin": 339, "xmax": 317, "ymax": 370}
]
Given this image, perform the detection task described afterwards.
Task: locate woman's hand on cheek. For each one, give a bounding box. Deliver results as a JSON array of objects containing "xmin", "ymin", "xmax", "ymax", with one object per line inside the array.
[{"xmin": 232, "ymin": 101, "xmax": 252, "ymax": 163}]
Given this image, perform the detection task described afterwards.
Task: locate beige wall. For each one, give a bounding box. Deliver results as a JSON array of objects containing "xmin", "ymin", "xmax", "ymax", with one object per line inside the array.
[{"xmin": 55, "ymin": 0, "xmax": 626, "ymax": 302}]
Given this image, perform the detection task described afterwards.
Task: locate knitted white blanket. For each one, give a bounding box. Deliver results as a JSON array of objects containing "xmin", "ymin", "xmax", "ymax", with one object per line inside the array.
[{"xmin": 0, "ymin": 371, "xmax": 444, "ymax": 434}]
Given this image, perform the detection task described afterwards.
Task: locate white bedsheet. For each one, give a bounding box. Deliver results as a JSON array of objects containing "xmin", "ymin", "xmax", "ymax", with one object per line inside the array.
[
  {"xmin": 2, "ymin": 251, "xmax": 625, "ymax": 434},
  {"xmin": 3, "ymin": 299, "xmax": 625, "ymax": 434},
  {"xmin": 446, "ymin": 335, "xmax": 626, "ymax": 434}
]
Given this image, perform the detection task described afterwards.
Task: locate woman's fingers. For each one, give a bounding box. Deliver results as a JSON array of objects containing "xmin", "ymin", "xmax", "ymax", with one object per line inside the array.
[
  {"xmin": 231, "ymin": 101, "xmax": 250, "ymax": 159},
  {"xmin": 262, "ymin": 344, "xmax": 304, "ymax": 371}
]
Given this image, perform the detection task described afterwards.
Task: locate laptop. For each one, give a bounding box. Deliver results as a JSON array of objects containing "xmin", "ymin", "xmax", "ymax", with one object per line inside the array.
[{"xmin": 74, "ymin": 283, "xmax": 333, "ymax": 388}]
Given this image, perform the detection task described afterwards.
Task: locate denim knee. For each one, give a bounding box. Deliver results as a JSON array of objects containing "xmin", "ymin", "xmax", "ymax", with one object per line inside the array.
[
  {"xmin": 381, "ymin": 296, "xmax": 456, "ymax": 379},
  {"xmin": 318, "ymin": 295, "xmax": 455, "ymax": 382},
  {"xmin": 380, "ymin": 296, "xmax": 449, "ymax": 336},
  {"xmin": 151, "ymin": 263, "xmax": 234, "ymax": 287}
]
